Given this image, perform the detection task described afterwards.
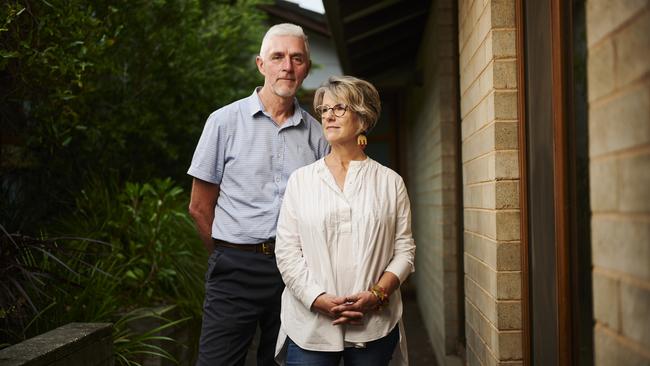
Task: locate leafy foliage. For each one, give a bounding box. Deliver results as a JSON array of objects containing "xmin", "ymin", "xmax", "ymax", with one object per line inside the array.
[
  {"xmin": 0, "ymin": 225, "xmax": 112, "ymax": 343},
  {"xmin": 2, "ymin": 1, "xmax": 270, "ymax": 361},
  {"xmin": 56, "ymin": 177, "xmax": 208, "ymax": 314},
  {"xmin": 1, "ymin": 177, "xmax": 206, "ymax": 363},
  {"xmin": 1, "ymin": 0, "xmax": 268, "ymax": 230}
]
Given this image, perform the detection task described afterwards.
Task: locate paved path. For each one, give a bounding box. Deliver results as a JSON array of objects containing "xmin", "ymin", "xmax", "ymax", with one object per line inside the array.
[{"xmin": 402, "ymin": 289, "xmax": 438, "ymax": 366}]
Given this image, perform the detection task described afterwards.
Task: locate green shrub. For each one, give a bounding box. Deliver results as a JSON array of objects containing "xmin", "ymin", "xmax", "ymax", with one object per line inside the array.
[{"xmin": 1, "ymin": 0, "xmax": 269, "ymax": 230}]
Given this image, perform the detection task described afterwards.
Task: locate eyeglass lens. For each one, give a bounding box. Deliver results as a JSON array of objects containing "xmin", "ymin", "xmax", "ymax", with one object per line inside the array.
[{"xmin": 318, "ymin": 104, "xmax": 347, "ymax": 117}]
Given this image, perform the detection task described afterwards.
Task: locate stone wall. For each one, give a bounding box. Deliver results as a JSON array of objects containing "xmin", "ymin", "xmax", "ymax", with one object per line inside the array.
[
  {"xmin": 0, "ymin": 323, "xmax": 113, "ymax": 366},
  {"xmin": 458, "ymin": 0, "xmax": 522, "ymax": 365},
  {"xmin": 586, "ymin": 1, "xmax": 650, "ymax": 364}
]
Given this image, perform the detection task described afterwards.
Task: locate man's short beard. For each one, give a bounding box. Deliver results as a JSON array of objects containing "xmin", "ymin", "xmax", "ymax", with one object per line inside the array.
[{"xmin": 272, "ymin": 84, "xmax": 296, "ymax": 98}]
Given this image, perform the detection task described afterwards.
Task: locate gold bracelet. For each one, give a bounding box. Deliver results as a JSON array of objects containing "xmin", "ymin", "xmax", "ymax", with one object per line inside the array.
[{"xmin": 370, "ymin": 284, "xmax": 389, "ymax": 310}]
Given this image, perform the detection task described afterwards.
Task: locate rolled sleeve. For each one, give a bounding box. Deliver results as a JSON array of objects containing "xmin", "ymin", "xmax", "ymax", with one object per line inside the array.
[{"xmin": 385, "ymin": 179, "xmax": 416, "ymax": 284}]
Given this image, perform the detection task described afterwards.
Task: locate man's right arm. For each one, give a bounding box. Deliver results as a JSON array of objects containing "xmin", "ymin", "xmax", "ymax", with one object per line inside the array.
[{"xmin": 188, "ymin": 178, "xmax": 220, "ymax": 253}]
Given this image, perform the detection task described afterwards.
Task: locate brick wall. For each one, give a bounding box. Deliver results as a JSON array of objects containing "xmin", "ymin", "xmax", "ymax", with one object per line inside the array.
[
  {"xmin": 405, "ymin": 0, "xmax": 462, "ymax": 364},
  {"xmin": 458, "ymin": 0, "xmax": 522, "ymax": 365},
  {"xmin": 586, "ymin": 1, "xmax": 650, "ymax": 364}
]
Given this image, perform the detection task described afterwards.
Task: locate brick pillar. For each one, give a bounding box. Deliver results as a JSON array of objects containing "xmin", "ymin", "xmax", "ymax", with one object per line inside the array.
[
  {"xmin": 586, "ymin": 1, "xmax": 650, "ymax": 364},
  {"xmin": 458, "ymin": 0, "xmax": 523, "ymax": 364}
]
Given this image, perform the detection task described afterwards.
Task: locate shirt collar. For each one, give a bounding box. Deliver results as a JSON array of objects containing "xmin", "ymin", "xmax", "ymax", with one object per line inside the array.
[{"xmin": 247, "ymin": 87, "xmax": 304, "ymax": 127}]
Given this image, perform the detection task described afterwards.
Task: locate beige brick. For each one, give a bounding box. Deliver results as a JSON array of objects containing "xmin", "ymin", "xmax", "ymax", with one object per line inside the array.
[
  {"xmin": 468, "ymin": 251, "xmax": 502, "ymax": 299},
  {"xmin": 462, "ymin": 96, "xmax": 490, "ymax": 140},
  {"xmin": 589, "ymin": 82, "xmax": 650, "ymax": 156},
  {"xmin": 494, "ymin": 180, "xmax": 519, "ymax": 209},
  {"xmin": 465, "ymin": 182, "xmax": 494, "ymax": 209},
  {"xmin": 493, "ymin": 59, "xmax": 517, "ymax": 89},
  {"xmin": 496, "ymin": 271, "xmax": 521, "ymax": 299},
  {"xmin": 491, "ymin": 91, "xmax": 518, "ymax": 121},
  {"xmin": 494, "ymin": 122, "xmax": 518, "ymax": 149},
  {"xmin": 485, "ymin": 350, "xmax": 500, "ymax": 366},
  {"xmin": 463, "ymin": 122, "xmax": 497, "ymax": 162},
  {"xmin": 493, "ymin": 150, "xmax": 520, "ymax": 180},
  {"xmin": 587, "ymin": 39, "xmax": 616, "ymax": 102},
  {"xmin": 594, "ymin": 326, "xmax": 650, "ymax": 366},
  {"xmin": 467, "ymin": 345, "xmax": 483, "ymax": 366},
  {"xmin": 496, "ymin": 331, "xmax": 522, "ymax": 360},
  {"xmin": 592, "ymin": 217, "xmax": 650, "ymax": 280},
  {"xmin": 465, "ymin": 231, "xmax": 498, "ymax": 270},
  {"xmin": 465, "ymin": 208, "xmax": 495, "ymax": 239},
  {"xmin": 464, "ymin": 153, "xmax": 493, "ymax": 184},
  {"xmin": 619, "ymin": 154, "xmax": 650, "ymax": 212},
  {"xmin": 460, "ymin": 0, "xmax": 486, "ymax": 55},
  {"xmin": 480, "ymin": 61, "xmax": 495, "ymax": 98},
  {"xmin": 466, "ymin": 319, "xmax": 488, "ymax": 366},
  {"xmin": 495, "ymin": 210, "xmax": 520, "ymax": 241},
  {"xmin": 593, "ymin": 272, "xmax": 620, "ymax": 330},
  {"xmin": 620, "ymin": 282, "xmax": 650, "ymax": 347},
  {"xmin": 586, "ymin": 0, "xmax": 647, "ymax": 47},
  {"xmin": 615, "ymin": 10, "xmax": 650, "ymax": 86},
  {"xmin": 462, "ymin": 73, "xmax": 486, "ymax": 118},
  {"xmin": 462, "ymin": 39, "xmax": 491, "ymax": 98},
  {"xmin": 496, "ymin": 300, "xmax": 521, "ymax": 329},
  {"xmin": 491, "ymin": 0, "xmax": 515, "ymax": 28},
  {"xmin": 489, "ymin": 29, "xmax": 517, "ymax": 58},
  {"xmin": 463, "ymin": 4, "xmax": 491, "ymax": 69},
  {"xmin": 465, "ymin": 180, "xmax": 518, "ymax": 210},
  {"xmin": 589, "ymin": 158, "xmax": 619, "ymax": 212},
  {"xmin": 496, "ymin": 241, "xmax": 520, "ymax": 271},
  {"xmin": 466, "ymin": 275, "xmax": 498, "ymax": 324},
  {"xmin": 461, "ymin": 4, "xmax": 492, "ymax": 73}
]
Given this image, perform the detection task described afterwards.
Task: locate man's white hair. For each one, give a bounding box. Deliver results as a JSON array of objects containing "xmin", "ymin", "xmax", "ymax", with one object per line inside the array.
[{"xmin": 259, "ymin": 23, "xmax": 310, "ymax": 58}]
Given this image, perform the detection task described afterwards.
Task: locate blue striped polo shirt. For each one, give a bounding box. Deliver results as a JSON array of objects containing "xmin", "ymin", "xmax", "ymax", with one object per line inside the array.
[{"xmin": 188, "ymin": 88, "xmax": 329, "ymax": 244}]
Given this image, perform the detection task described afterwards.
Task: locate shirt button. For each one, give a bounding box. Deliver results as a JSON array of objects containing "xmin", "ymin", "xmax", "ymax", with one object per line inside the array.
[{"xmin": 275, "ymin": 177, "xmax": 280, "ymax": 183}]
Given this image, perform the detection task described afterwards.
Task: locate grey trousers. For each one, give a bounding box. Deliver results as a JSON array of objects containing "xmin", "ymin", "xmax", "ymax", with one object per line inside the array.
[{"xmin": 197, "ymin": 246, "xmax": 284, "ymax": 366}]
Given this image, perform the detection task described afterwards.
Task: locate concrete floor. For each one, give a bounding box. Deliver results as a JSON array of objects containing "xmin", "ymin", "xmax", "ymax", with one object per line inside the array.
[{"xmin": 402, "ymin": 289, "xmax": 438, "ymax": 366}]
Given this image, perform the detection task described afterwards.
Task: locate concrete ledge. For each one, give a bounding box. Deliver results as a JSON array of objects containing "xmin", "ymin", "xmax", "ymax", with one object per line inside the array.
[{"xmin": 0, "ymin": 322, "xmax": 113, "ymax": 366}]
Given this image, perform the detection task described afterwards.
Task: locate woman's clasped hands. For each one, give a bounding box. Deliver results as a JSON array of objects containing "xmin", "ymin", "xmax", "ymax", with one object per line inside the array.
[{"xmin": 311, "ymin": 291, "xmax": 381, "ymax": 326}]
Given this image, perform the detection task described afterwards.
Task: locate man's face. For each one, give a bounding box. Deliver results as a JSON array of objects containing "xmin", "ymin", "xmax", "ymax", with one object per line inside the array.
[{"xmin": 256, "ymin": 35, "xmax": 310, "ymax": 98}]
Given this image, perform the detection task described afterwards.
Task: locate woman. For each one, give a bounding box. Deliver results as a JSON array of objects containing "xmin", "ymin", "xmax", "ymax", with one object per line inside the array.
[{"xmin": 274, "ymin": 75, "xmax": 416, "ymax": 365}]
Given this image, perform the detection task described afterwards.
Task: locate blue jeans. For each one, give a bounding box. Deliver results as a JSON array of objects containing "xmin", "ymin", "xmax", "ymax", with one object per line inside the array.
[{"xmin": 286, "ymin": 326, "xmax": 399, "ymax": 366}]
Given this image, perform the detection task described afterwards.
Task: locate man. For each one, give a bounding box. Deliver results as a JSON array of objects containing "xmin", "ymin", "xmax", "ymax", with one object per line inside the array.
[{"xmin": 187, "ymin": 23, "xmax": 328, "ymax": 366}]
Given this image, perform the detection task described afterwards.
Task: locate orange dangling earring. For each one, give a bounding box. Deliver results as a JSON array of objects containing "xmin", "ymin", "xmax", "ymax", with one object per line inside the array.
[{"xmin": 357, "ymin": 133, "xmax": 367, "ymax": 149}]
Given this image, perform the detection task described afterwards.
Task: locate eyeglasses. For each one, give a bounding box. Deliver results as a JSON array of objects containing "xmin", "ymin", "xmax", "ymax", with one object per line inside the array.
[{"xmin": 315, "ymin": 104, "xmax": 348, "ymax": 118}]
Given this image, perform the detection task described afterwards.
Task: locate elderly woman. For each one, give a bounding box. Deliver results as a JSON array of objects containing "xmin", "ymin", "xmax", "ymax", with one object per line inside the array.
[{"xmin": 274, "ymin": 75, "xmax": 416, "ymax": 366}]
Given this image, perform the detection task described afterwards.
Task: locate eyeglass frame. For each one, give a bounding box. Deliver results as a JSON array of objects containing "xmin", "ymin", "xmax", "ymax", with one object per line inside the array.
[{"xmin": 315, "ymin": 103, "xmax": 349, "ymax": 118}]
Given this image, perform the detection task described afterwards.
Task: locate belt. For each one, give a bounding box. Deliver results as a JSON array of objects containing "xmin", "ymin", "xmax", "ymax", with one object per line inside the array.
[{"xmin": 213, "ymin": 238, "xmax": 275, "ymax": 256}]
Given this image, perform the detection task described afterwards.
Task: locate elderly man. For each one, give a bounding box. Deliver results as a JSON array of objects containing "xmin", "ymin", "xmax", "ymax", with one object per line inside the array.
[{"xmin": 188, "ymin": 23, "xmax": 328, "ymax": 366}]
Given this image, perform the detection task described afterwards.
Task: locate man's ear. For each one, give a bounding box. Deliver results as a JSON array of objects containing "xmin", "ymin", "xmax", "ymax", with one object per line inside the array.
[
  {"xmin": 255, "ymin": 55, "xmax": 265, "ymax": 75},
  {"xmin": 306, "ymin": 59, "xmax": 312, "ymax": 75}
]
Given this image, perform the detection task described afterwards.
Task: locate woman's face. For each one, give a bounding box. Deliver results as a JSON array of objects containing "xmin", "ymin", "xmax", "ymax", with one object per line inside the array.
[{"xmin": 319, "ymin": 92, "xmax": 363, "ymax": 146}]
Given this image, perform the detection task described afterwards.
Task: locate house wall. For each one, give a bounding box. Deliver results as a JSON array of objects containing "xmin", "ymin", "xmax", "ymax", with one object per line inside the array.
[
  {"xmin": 458, "ymin": 0, "xmax": 522, "ymax": 365},
  {"xmin": 405, "ymin": 0, "xmax": 462, "ymax": 364},
  {"xmin": 302, "ymin": 32, "xmax": 342, "ymax": 90},
  {"xmin": 586, "ymin": 1, "xmax": 650, "ymax": 364}
]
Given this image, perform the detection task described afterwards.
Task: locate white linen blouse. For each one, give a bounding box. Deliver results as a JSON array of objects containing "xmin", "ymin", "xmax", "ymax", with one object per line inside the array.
[{"xmin": 274, "ymin": 157, "xmax": 416, "ymax": 365}]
